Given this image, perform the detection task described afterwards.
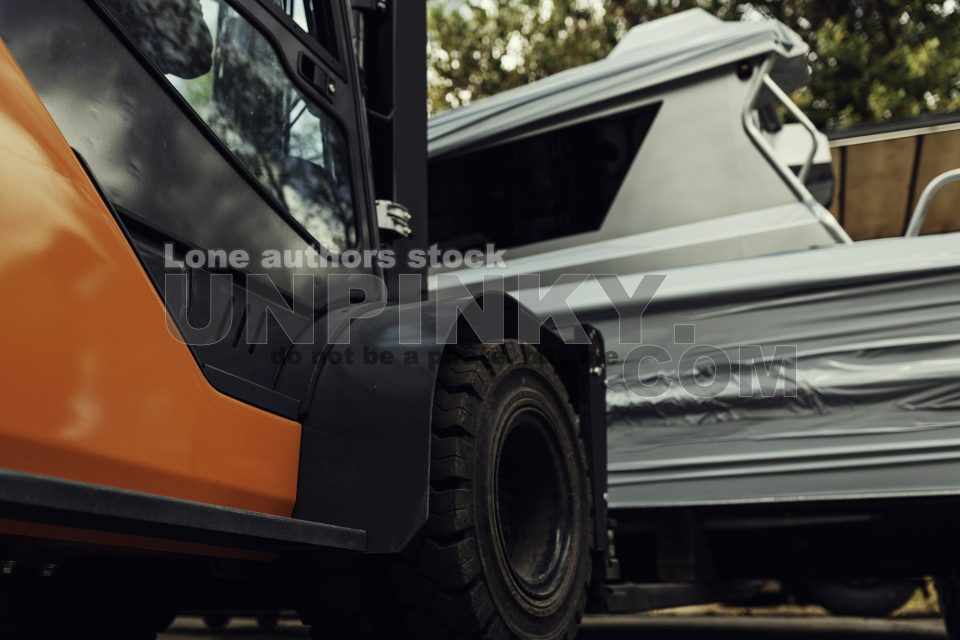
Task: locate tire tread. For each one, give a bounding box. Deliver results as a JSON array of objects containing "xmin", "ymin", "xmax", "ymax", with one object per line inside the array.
[{"xmin": 389, "ymin": 341, "xmax": 591, "ymax": 640}]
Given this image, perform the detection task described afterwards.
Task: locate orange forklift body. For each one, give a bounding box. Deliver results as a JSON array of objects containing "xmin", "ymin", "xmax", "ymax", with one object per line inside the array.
[{"xmin": 0, "ymin": 41, "xmax": 300, "ymax": 517}]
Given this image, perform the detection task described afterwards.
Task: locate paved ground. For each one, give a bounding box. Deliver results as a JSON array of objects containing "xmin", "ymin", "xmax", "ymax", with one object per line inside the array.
[{"xmin": 160, "ymin": 615, "xmax": 948, "ymax": 640}]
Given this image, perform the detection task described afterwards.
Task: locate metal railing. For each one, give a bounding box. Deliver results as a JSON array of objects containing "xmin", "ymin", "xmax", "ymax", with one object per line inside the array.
[
  {"xmin": 741, "ymin": 60, "xmax": 851, "ymax": 245},
  {"xmin": 904, "ymin": 168, "xmax": 960, "ymax": 237}
]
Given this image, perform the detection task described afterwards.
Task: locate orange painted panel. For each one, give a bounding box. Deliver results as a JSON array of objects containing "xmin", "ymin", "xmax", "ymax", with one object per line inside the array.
[{"xmin": 0, "ymin": 41, "xmax": 300, "ymax": 517}]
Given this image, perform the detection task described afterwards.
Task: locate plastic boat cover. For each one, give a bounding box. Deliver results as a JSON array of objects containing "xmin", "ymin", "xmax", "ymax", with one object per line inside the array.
[
  {"xmin": 592, "ymin": 234, "xmax": 960, "ymax": 508},
  {"xmin": 428, "ymin": 8, "xmax": 809, "ymax": 157},
  {"xmin": 431, "ymin": 231, "xmax": 960, "ymax": 507}
]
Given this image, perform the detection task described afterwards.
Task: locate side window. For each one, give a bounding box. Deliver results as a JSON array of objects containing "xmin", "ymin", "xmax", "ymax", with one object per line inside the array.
[
  {"xmin": 429, "ymin": 102, "xmax": 661, "ymax": 252},
  {"xmin": 3, "ymin": 0, "xmax": 367, "ymax": 414},
  {"xmin": 280, "ymin": 0, "xmax": 339, "ymax": 59},
  {"xmin": 99, "ymin": 0, "xmax": 356, "ymax": 255}
]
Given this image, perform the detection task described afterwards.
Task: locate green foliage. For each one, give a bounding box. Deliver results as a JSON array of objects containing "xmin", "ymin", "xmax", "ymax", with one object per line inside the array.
[{"xmin": 428, "ymin": 0, "xmax": 960, "ymax": 130}]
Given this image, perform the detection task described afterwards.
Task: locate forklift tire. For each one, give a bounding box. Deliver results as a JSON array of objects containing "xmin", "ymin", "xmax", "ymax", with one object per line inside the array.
[{"xmin": 389, "ymin": 341, "xmax": 594, "ymax": 640}]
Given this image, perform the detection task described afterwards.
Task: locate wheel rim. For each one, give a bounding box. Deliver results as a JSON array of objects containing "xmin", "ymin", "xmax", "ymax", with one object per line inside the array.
[{"xmin": 494, "ymin": 406, "xmax": 574, "ymax": 606}]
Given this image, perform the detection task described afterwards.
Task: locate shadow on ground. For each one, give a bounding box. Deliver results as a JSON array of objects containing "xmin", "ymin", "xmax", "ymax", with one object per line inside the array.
[{"xmin": 160, "ymin": 615, "xmax": 947, "ymax": 640}]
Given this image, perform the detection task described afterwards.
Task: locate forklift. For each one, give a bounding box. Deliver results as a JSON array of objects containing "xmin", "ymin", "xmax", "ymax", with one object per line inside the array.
[{"xmin": 0, "ymin": 1, "xmax": 608, "ymax": 637}]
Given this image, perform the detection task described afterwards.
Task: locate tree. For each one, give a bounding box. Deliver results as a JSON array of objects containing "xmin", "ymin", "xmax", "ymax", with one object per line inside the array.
[{"xmin": 428, "ymin": 0, "xmax": 960, "ymax": 130}]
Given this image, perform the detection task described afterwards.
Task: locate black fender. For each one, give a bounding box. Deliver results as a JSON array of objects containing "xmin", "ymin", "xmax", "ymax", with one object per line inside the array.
[{"xmin": 294, "ymin": 292, "xmax": 607, "ymax": 554}]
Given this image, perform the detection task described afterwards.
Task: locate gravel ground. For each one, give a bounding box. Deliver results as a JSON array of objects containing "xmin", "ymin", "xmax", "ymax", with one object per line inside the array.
[
  {"xmin": 160, "ymin": 610, "xmax": 947, "ymax": 640},
  {"xmin": 580, "ymin": 616, "xmax": 945, "ymax": 639},
  {"xmin": 158, "ymin": 585, "xmax": 947, "ymax": 640}
]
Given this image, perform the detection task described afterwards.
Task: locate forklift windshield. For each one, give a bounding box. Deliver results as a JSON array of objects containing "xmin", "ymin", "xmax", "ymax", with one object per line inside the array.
[{"xmin": 99, "ymin": 0, "xmax": 356, "ymax": 255}]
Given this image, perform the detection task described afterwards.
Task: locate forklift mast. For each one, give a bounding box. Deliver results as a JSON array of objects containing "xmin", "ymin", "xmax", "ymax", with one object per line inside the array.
[{"xmin": 351, "ymin": 0, "xmax": 428, "ymax": 299}]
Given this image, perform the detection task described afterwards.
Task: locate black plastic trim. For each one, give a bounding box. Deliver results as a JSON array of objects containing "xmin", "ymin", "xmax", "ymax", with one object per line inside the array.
[
  {"xmin": 256, "ymin": 0, "xmax": 346, "ymax": 77},
  {"xmin": 203, "ymin": 364, "xmax": 301, "ymax": 420},
  {"xmin": 0, "ymin": 468, "xmax": 366, "ymax": 552}
]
